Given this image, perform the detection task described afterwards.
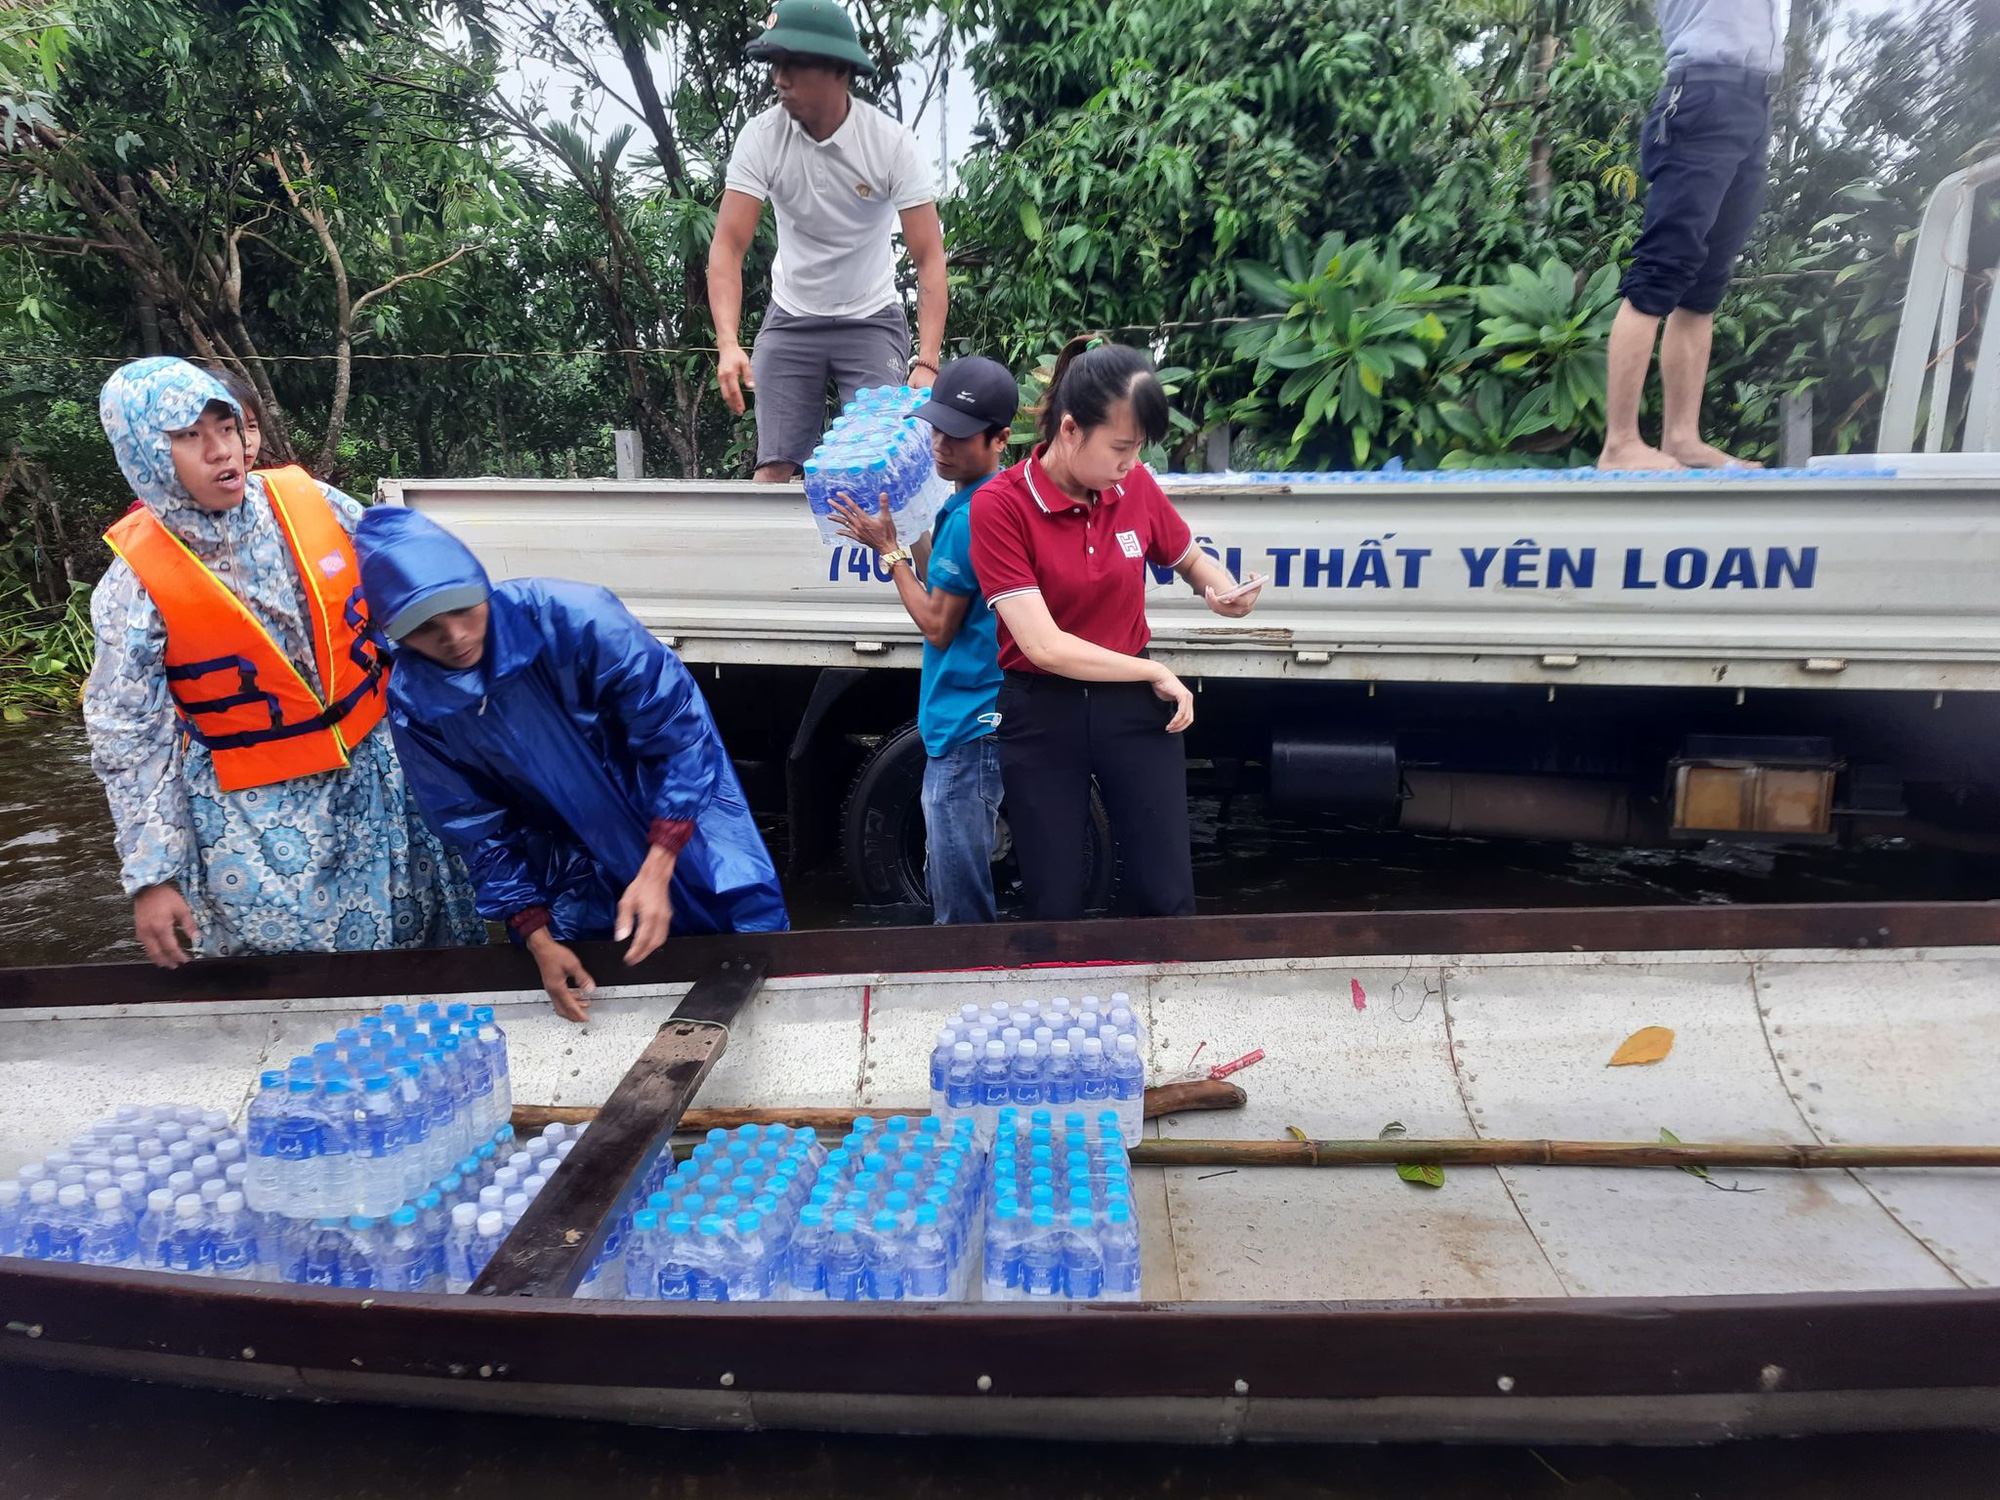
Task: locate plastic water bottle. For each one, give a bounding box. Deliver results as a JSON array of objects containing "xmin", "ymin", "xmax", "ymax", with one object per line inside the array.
[
  {"xmin": 163, "ymin": 1194, "xmax": 210, "ymax": 1274},
  {"xmin": 906, "ymin": 1203, "xmax": 949, "ymax": 1299},
  {"xmin": 1061, "ymin": 1208, "xmax": 1104, "ymax": 1299},
  {"xmin": 928, "ymin": 1028, "xmax": 957, "ymax": 1119},
  {"xmin": 468, "ymin": 1209, "xmax": 505, "ymax": 1285},
  {"xmin": 381, "ymin": 1205, "xmax": 433, "ymax": 1292},
  {"xmin": 354, "ymin": 1075, "xmax": 405, "ymax": 1217},
  {"xmin": 207, "ymin": 1191, "xmax": 259, "ymax": 1280},
  {"xmin": 1109, "ymin": 1034, "xmax": 1146, "ymax": 1147},
  {"xmin": 943, "ymin": 1041, "xmax": 978, "ymax": 1137},
  {"xmin": 821, "ymin": 1210, "xmax": 865, "ymax": 1302},
  {"xmin": 444, "ymin": 1202, "xmax": 480, "ymax": 1292},
  {"xmin": 343, "ymin": 1216, "xmax": 382, "ymax": 1289},
  {"xmin": 983, "ymin": 1199, "xmax": 1024, "ymax": 1302},
  {"xmin": 1100, "ymin": 1200, "xmax": 1141, "ymax": 1302},
  {"xmin": 473, "ymin": 1007, "xmax": 511, "ymax": 1131},
  {"xmin": 243, "ymin": 1071, "xmax": 285, "ymax": 1211},
  {"xmin": 1011, "ymin": 1038, "xmax": 1045, "ymax": 1109},
  {"xmin": 786, "ymin": 1204, "xmax": 827, "ymax": 1300},
  {"xmin": 687, "ymin": 1215, "xmax": 729, "ymax": 1301},
  {"xmin": 135, "ymin": 1187, "xmax": 174, "ymax": 1270},
  {"xmin": 79, "ymin": 1186, "xmax": 137, "ymax": 1269},
  {"xmin": 654, "ymin": 1211, "xmax": 695, "ymax": 1301},
  {"xmin": 1076, "ymin": 1036, "xmax": 1110, "ymax": 1108},
  {"xmin": 38, "ymin": 1183, "xmax": 85, "ymax": 1263},
  {"xmin": 975, "ymin": 1040, "xmax": 1011, "ymax": 1143},
  {"xmin": 860, "ymin": 1210, "xmax": 905, "ymax": 1301},
  {"xmin": 1018, "ymin": 1204, "xmax": 1062, "ymax": 1299},
  {"xmin": 274, "ymin": 1078, "xmax": 323, "ymax": 1218},
  {"xmin": 0, "ymin": 1181, "xmax": 22, "ymax": 1257}
]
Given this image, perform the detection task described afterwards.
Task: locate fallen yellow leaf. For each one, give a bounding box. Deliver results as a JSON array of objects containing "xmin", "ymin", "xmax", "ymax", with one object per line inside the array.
[{"xmin": 1608, "ymin": 1026, "xmax": 1675, "ymax": 1067}]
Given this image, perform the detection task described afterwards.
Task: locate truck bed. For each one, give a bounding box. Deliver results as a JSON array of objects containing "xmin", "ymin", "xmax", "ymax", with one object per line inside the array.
[{"xmin": 382, "ymin": 468, "xmax": 2000, "ymax": 694}]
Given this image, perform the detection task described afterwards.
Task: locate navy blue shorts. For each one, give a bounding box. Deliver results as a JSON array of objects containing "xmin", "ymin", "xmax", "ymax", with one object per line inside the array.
[{"xmin": 1618, "ymin": 78, "xmax": 1772, "ymax": 318}]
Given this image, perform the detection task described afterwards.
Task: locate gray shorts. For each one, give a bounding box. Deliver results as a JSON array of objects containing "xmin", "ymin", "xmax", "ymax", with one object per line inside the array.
[{"xmin": 750, "ymin": 302, "xmax": 909, "ymax": 470}]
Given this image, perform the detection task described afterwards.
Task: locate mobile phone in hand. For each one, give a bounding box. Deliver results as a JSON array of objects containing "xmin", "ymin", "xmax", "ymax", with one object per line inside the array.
[{"xmin": 1215, "ymin": 574, "xmax": 1266, "ymax": 604}]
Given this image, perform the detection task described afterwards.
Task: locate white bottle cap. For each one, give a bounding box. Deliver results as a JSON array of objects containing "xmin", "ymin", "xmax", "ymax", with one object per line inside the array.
[
  {"xmin": 168, "ymin": 1171, "xmax": 195, "ymax": 1196},
  {"xmin": 479, "ymin": 1185, "xmax": 504, "ymax": 1209},
  {"xmin": 1018, "ymin": 1039, "xmax": 1040, "ymax": 1060},
  {"xmin": 504, "ymin": 1192, "xmax": 527, "ymax": 1214},
  {"xmin": 541, "ymin": 1123, "xmax": 568, "ymax": 1145},
  {"xmin": 1080, "ymin": 995, "xmax": 1101, "ymax": 1009},
  {"xmin": 952, "ymin": 1042, "xmax": 974, "ymax": 1061},
  {"xmin": 1117, "ymin": 1034, "xmax": 1139, "ymax": 1054},
  {"xmin": 94, "ymin": 1187, "xmax": 125, "ymax": 1211},
  {"xmin": 57, "ymin": 1183, "xmax": 88, "ymax": 1208},
  {"xmin": 452, "ymin": 1201, "xmax": 478, "ymax": 1226},
  {"xmin": 218, "ymin": 1191, "xmax": 245, "ymax": 1214},
  {"xmin": 200, "ymin": 1179, "xmax": 226, "ymax": 1204},
  {"xmin": 935, "ymin": 1029, "xmax": 955, "ymax": 1048},
  {"xmin": 1050, "ymin": 1040, "xmax": 1071, "ymax": 1058},
  {"xmin": 1110, "ymin": 991, "xmax": 1131, "ymax": 1006},
  {"xmin": 28, "ymin": 1180, "xmax": 55, "ymax": 1203},
  {"xmin": 476, "ymin": 1209, "xmax": 504, "ymax": 1235},
  {"xmin": 146, "ymin": 1188, "xmax": 173, "ymax": 1214},
  {"xmin": 175, "ymin": 1194, "xmax": 203, "ymax": 1219},
  {"xmin": 1081, "ymin": 1037, "xmax": 1104, "ymax": 1056},
  {"xmin": 984, "ymin": 1041, "xmax": 1006, "ymax": 1059},
  {"xmin": 0, "ymin": 1182, "xmax": 18, "ymax": 1205}
]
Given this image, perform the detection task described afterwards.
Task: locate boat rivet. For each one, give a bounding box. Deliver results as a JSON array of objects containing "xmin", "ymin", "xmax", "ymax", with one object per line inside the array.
[
  {"xmin": 241, "ymin": 1347, "xmax": 256, "ymax": 1360},
  {"xmin": 719, "ymin": 1372, "xmax": 736, "ymax": 1388},
  {"xmin": 1496, "ymin": 1375, "xmax": 1515, "ymax": 1393},
  {"xmin": 976, "ymin": 1374, "xmax": 993, "ymax": 1392},
  {"xmin": 1759, "ymin": 1364, "xmax": 1784, "ymax": 1391},
  {"xmin": 1233, "ymin": 1379, "xmax": 1250, "ymax": 1395}
]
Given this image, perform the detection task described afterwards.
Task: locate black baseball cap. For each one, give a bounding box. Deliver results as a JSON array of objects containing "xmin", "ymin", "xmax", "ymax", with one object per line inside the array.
[{"xmin": 914, "ymin": 356, "xmax": 1019, "ymax": 439}]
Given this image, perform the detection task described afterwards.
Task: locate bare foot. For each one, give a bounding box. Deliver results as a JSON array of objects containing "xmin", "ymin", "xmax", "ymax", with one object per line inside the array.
[
  {"xmin": 1662, "ymin": 438, "xmax": 1762, "ymax": 469},
  {"xmin": 1597, "ymin": 438, "xmax": 1685, "ymax": 472}
]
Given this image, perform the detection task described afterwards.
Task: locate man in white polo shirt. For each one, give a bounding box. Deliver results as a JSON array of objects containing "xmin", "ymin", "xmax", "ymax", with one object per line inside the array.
[{"xmin": 707, "ymin": 0, "xmax": 948, "ymax": 482}]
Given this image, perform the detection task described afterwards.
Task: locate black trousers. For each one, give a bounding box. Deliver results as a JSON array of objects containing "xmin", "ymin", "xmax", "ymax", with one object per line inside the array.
[{"xmin": 995, "ymin": 671, "xmax": 1195, "ymax": 921}]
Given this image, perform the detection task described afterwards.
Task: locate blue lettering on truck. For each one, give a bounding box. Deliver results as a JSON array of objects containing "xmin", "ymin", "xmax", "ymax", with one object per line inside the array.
[{"xmin": 830, "ymin": 536, "xmax": 1819, "ymax": 592}]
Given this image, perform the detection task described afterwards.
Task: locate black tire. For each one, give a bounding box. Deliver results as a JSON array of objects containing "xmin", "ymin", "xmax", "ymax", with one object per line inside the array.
[{"xmin": 841, "ymin": 720, "xmax": 1115, "ymax": 912}]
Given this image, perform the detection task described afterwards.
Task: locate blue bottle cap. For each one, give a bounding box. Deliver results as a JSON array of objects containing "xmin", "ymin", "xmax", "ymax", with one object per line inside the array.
[
  {"xmin": 1031, "ymin": 1109, "xmax": 1053, "ymax": 1126},
  {"xmin": 667, "ymin": 1212, "xmax": 692, "ymax": 1234},
  {"xmin": 348, "ymin": 1214, "xmax": 374, "ymax": 1229},
  {"xmin": 1069, "ymin": 1185, "xmax": 1092, "ymax": 1206},
  {"xmin": 416, "ymin": 1003, "xmax": 440, "ymax": 1019},
  {"xmin": 1032, "ymin": 1205, "xmax": 1055, "ymax": 1227},
  {"xmin": 705, "ymin": 1128, "xmax": 729, "ymax": 1145},
  {"xmin": 885, "ymin": 1191, "xmax": 909, "ymax": 1212},
  {"xmin": 996, "ymin": 1199, "xmax": 1020, "ymax": 1220},
  {"xmin": 364, "ymin": 1075, "xmax": 391, "ymax": 1092},
  {"xmin": 1064, "ymin": 1113, "xmax": 1086, "ymax": 1130},
  {"xmin": 698, "ymin": 1214, "xmax": 724, "ymax": 1236},
  {"xmin": 474, "ymin": 1006, "xmax": 495, "ymax": 1023},
  {"xmin": 872, "ymin": 1210, "xmax": 897, "ymax": 1233},
  {"xmin": 647, "ymin": 1191, "xmax": 672, "ymax": 1211},
  {"xmin": 288, "ymin": 1078, "xmax": 315, "ymax": 1094},
  {"xmin": 476, "ymin": 1144, "xmax": 496, "ymax": 1163},
  {"xmin": 259, "ymin": 1070, "xmax": 283, "ymax": 1088},
  {"xmin": 796, "ymin": 1127, "xmax": 819, "ymax": 1146},
  {"xmin": 633, "ymin": 1209, "xmax": 659, "ymax": 1232},
  {"xmin": 735, "ymin": 1124, "xmax": 758, "ymax": 1142},
  {"xmin": 448, "ymin": 1003, "xmax": 471, "ymax": 1020},
  {"xmin": 715, "ymin": 1195, "xmax": 740, "ymax": 1216},
  {"xmin": 325, "ymin": 1078, "xmax": 352, "ymax": 1095},
  {"xmin": 885, "ymin": 1115, "xmax": 910, "ymax": 1132},
  {"xmin": 1107, "ymin": 1201, "xmax": 1132, "ymax": 1224},
  {"xmin": 918, "ymin": 1117, "xmax": 942, "ymax": 1135},
  {"xmin": 737, "ymin": 1211, "xmax": 762, "ymax": 1235},
  {"xmin": 382, "ymin": 1004, "xmax": 406, "ymax": 1018},
  {"xmin": 753, "ymin": 1194, "xmax": 779, "ymax": 1216},
  {"xmin": 419, "ymin": 1190, "xmax": 442, "ymax": 1210},
  {"xmin": 682, "ymin": 1195, "xmax": 706, "ymax": 1216},
  {"xmin": 833, "ymin": 1210, "xmax": 858, "ymax": 1232},
  {"xmin": 1070, "ymin": 1208, "xmax": 1093, "ymax": 1231},
  {"xmin": 800, "ymin": 1205, "xmax": 825, "ymax": 1227},
  {"xmin": 392, "ymin": 1205, "xmax": 417, "ymax": 1226}
]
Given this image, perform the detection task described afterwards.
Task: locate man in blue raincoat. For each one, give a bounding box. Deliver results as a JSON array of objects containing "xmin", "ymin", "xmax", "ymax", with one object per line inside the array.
[{"xmin": 355, "ymin": 507, "xmax": 788, "ymax": 1021}]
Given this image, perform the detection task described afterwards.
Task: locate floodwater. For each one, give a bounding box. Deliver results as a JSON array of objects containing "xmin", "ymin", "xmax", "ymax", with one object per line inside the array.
[
  {"xmin": 4, "ymin": 712, "xmax": 1999, "ymax": 1494},
  {"xmin": 7, "ymin": 714, "xmax": 2000, "ymax": 969}
]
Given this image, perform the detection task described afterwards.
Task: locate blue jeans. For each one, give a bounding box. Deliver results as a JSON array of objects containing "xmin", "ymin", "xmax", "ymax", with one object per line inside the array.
[{"xmin": 922, "ymin": 733, "xmax": 1002, "ymax": 925}]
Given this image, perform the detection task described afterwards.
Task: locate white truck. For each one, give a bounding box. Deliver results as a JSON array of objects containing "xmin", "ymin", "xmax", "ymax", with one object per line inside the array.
[{"xmin": 382, "ymin": 157, "xmax": 2000, "ymax": 909}]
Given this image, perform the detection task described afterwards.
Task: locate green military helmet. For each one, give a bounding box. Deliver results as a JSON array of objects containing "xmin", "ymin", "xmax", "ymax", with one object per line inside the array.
[{"xmin": 746, "ymin": 0, "xmax": 876, "ymax": 75}]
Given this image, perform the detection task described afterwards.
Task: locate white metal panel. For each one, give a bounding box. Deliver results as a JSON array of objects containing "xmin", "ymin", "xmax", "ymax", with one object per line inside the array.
[
  {"xmin": 386, "ymin": 475, "xmax": 2000, "ymax": 693},
  {"xmin": 1755, "ymin": 955, "xmax": 2000, "ymax": 1287},
  {"xmin": 1442, "ymin": 961, "xmax": 1961, "ymax": 1297},
  {"xmin": 1148, "ymin": 963, "xmax": 1569, "ymax": 1301}
]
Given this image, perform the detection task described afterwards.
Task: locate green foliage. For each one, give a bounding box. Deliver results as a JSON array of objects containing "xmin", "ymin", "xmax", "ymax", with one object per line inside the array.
[{"xmin": 0, "ymin": 579, "xmax": 91, "ymax": 718}]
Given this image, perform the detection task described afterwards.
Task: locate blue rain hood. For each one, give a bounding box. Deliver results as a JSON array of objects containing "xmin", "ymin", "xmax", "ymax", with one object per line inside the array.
[{"xmin": 354, "ymin": 508, "xmax": 787, "ymax": 941}]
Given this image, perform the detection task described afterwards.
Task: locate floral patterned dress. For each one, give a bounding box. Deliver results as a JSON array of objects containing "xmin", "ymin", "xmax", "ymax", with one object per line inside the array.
[{"xmin": 84, "ymin": 357, "xmax": 484, "ymax": 956}]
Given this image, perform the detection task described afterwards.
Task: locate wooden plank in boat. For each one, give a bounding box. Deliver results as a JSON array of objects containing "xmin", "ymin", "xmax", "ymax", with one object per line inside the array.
[
  {"xmin": 5, "ymin": 902, "xmax": 2000, "ymax": 1009},
  {"xmin": 470, "ymin": 957, "xmax": 764, "ymax": 1298}
]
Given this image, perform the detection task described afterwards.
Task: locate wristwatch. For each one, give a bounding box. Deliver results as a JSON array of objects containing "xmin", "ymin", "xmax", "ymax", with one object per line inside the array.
[{"xmin": 881, "ymin": 548, "xmax": 913, "ymax": 570}]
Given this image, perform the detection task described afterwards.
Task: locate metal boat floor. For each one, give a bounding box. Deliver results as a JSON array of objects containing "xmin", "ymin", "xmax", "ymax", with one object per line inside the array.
[{"xmin": 6, "ymin": 946, "xmax": 1994, "ymax": 1302}]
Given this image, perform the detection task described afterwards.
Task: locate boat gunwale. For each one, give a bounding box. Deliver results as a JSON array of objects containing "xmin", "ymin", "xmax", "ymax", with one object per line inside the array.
[
  {"xmin": 5, "ymin": 1258, "xmax": 2000, "ymax": 1403},
  {"xmin": 4, "ymin": 900, "xmax": 1997, "ymax": 1009}
]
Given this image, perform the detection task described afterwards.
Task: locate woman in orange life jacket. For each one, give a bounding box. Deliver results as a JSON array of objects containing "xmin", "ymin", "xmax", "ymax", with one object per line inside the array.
[{"xmin": 85, "ymin": 357, "xmax": 484, "ymax": 966}]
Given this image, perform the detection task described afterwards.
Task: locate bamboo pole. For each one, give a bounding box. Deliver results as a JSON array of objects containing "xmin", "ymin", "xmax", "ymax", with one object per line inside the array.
[
  {"xmin": 1126, "ymin": 1138, "xmax": 2000, "ymax": 1170},
  {"xmin": 510, "ymin": 1077, "xmax": 1246, "ymax": 1136}
]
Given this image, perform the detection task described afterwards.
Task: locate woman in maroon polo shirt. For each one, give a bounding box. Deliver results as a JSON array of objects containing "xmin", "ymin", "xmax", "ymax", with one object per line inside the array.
[{"xmin": 970, "ymin": 338, "xmax": 1261, "ymax": 920}]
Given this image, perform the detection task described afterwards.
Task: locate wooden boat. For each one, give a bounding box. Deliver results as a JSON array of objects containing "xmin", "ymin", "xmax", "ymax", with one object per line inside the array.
[{"xmin": 4, "ymin": 901, "xmax": 2000, "ymax": 1445}]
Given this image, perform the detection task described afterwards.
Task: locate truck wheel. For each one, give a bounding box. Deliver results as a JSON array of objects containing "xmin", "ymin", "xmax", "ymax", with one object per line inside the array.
[{"xmin": 841, "ymin": 721, "xmax": 1115, "ymax": 912}]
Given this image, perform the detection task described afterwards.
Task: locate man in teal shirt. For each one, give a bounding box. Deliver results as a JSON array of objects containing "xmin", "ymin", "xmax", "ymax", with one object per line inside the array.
[{"xmin": 831, "ymin": 356, "xmax": 1017, "ymax": 922}]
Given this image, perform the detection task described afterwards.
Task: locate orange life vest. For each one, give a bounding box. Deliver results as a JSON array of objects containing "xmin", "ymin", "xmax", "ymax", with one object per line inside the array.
[{"xmin": 104, "ymin": 465, "xmax": 389, "ymax": 793}]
